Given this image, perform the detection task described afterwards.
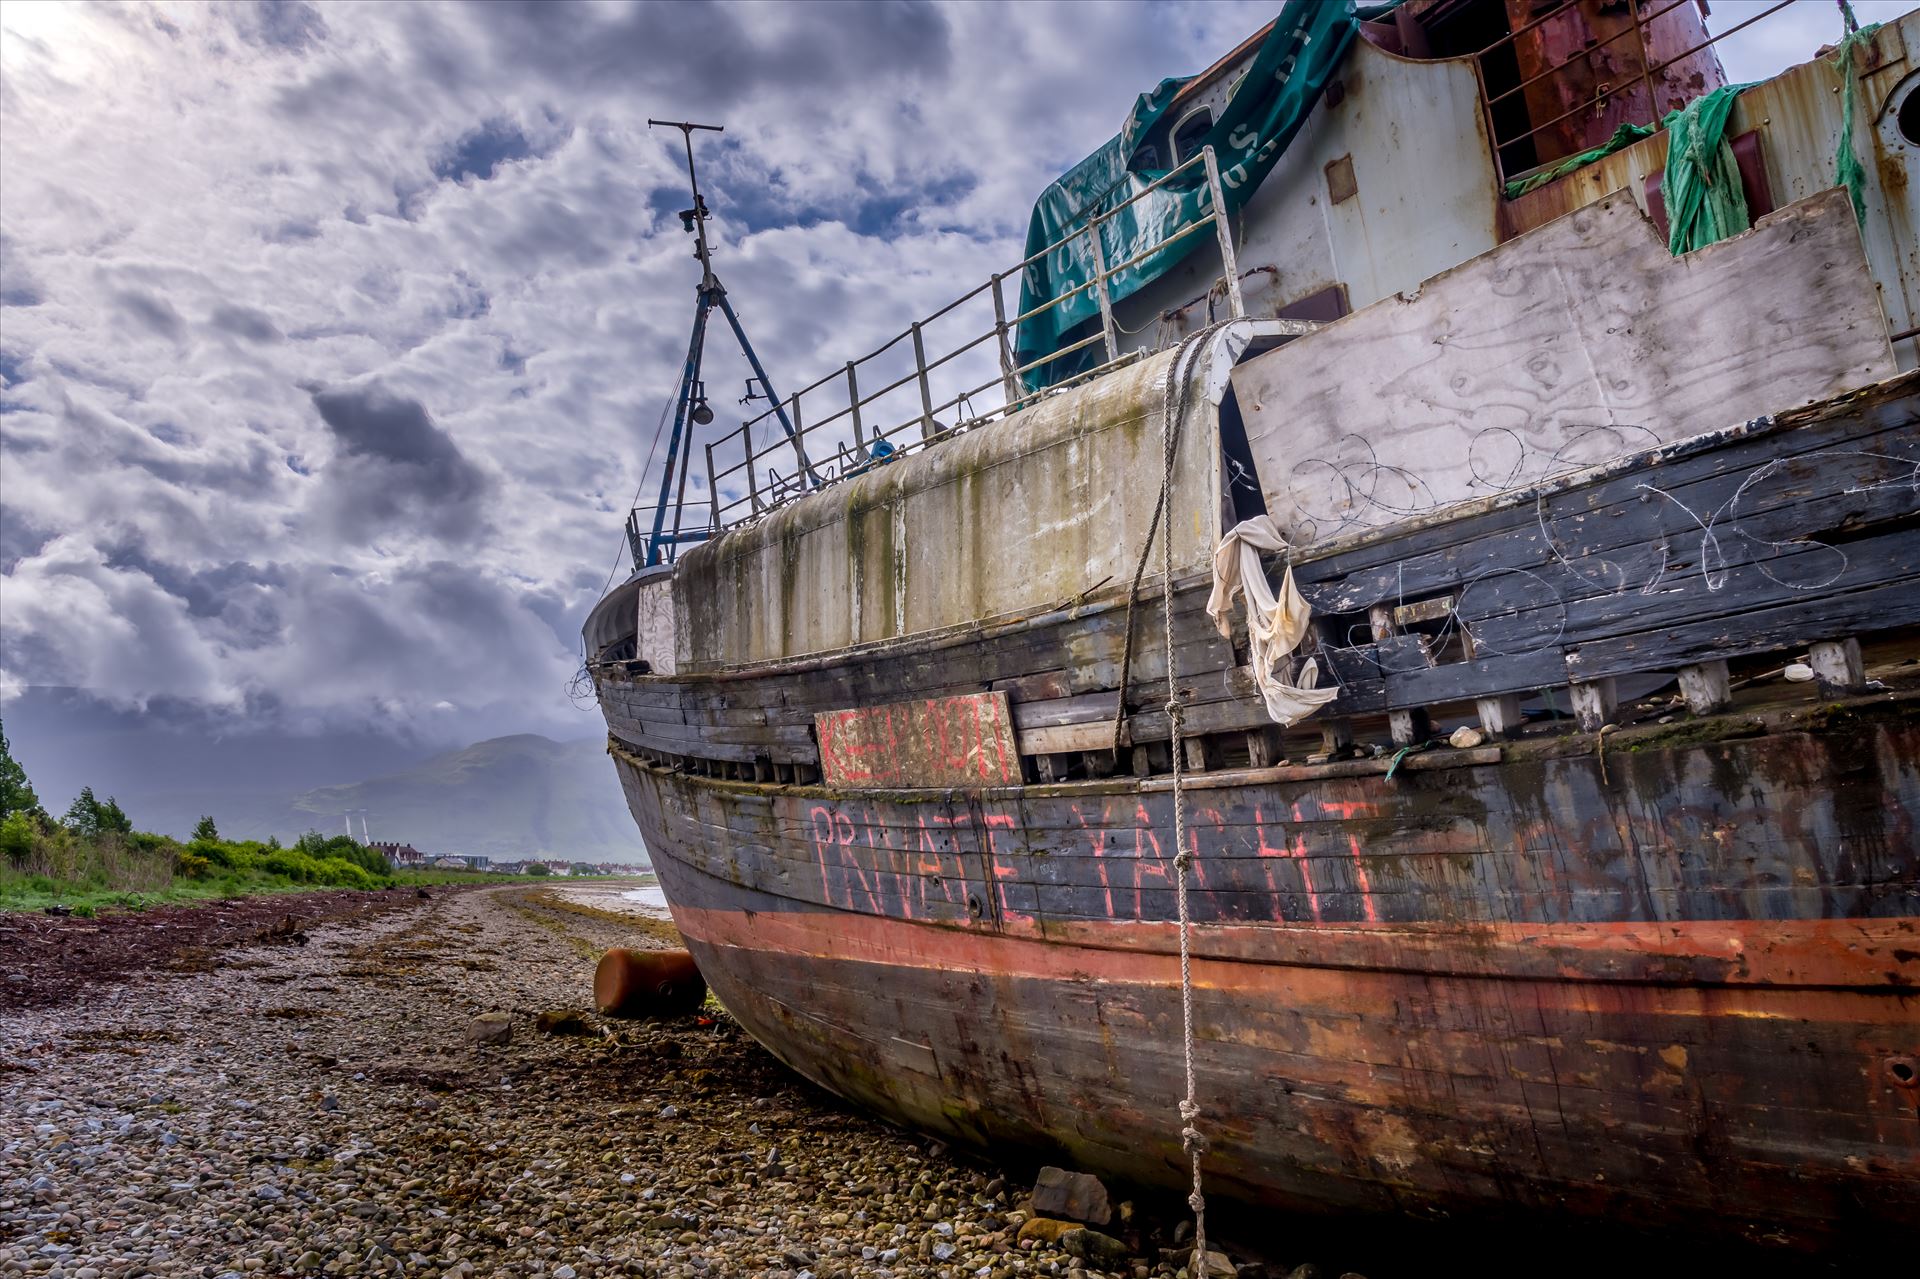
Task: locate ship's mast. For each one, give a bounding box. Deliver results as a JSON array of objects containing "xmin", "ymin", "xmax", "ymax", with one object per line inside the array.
[{"xmin": 639, "ymin": 120, "xmax": 816, "ymax": 570}]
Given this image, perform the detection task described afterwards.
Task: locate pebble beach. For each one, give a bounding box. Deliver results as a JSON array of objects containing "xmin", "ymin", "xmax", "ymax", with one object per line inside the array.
[{"xmin": 0, "ymin": 885, "xmax": 1345, "ymax": 1279}]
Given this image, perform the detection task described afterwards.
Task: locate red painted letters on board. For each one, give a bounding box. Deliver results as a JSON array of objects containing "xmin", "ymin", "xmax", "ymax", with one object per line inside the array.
[{"xmin": 814, "ymin": 692, "xmax": 1020, "ymax": 788}]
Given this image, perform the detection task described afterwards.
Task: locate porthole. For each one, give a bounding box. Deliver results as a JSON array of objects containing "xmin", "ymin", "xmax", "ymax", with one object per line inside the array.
[{"xmin": 1883, "ymin": 69, "xmax": 1920, "ymax": 148}]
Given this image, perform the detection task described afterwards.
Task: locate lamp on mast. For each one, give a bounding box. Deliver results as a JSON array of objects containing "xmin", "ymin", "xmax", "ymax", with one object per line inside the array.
[{"xmin": 638, "ymin": 119, "xmax": 817, "ymax": 569}]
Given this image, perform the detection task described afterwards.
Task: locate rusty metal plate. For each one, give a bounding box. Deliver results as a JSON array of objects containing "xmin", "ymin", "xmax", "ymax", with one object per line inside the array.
[
  {"xmin": 1325, "ymin": 153, "xmax": 1357, "ymax": 205},
  {"xmin": 815, "ymin": 692, "xmax": 1021, "ymax": 789},
  {"xmin": 1393, "ymin": 595, "xmax": 1454, "ymax": 627}
]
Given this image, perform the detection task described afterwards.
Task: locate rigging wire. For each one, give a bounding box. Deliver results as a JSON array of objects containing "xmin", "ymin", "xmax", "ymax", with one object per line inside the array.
[
  {"xmin": 598, "ymin": 390, "xmax": 682, "ymax": 599},
  {"xmin": 571, "ymin": 391, "xmax": 683, "ymax": 713}
]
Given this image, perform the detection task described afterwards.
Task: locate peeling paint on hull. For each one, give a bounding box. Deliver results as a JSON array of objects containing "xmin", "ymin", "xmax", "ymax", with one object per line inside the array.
[{"xmin": 604, "ymin": 711, "xmax": 1920, "ymax": 1251}]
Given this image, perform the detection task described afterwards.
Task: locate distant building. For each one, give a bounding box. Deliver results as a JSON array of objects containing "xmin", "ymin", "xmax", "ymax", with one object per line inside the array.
[
  {"xmin": 432, "ymin": 855, "xmax": 467, "ymax": 870},
  {"xmin": 371, "ymin": 841, "xmax": 427, "ymax": 869}
]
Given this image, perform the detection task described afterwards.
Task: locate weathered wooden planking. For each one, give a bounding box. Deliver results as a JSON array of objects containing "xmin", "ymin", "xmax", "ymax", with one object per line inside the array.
[
  {"xmin": 1232, "ymin": 189, "xmax": 1896, "ymax": 543},
  {"xmin": 601, "ymin": 378, "xmax": 1919, "ymax": 767},
  {"xmin": 1291, "ymin": 390, "xmax": 1920, "ymax": 611},
  {"xmin": 1564, "ymin": 577, "xmax": 1920, "ymax": 680},
  {"xmin": 815, "ymin": 692, "xmax": 1021, "ymax": 788},
  {"xmin": 606, "ymin": 696, "xmax": 1920, "ymax": 1250}
]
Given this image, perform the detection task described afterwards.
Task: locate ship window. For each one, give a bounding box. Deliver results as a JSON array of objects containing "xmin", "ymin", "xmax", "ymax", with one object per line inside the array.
[
  {"xmin": 1172, "ymin": 108, "xmax": 1214, "ymax": 166},
  {"xmin": 1900, "ymin": 86, "xmax": 1919, "ymax": 146}
]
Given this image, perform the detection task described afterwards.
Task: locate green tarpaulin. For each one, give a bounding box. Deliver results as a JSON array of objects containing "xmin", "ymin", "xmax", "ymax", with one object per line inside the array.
[
  {"xmin": 1013, "ymin": 1, "xmax": 1398, "ymax": 391},
  {"xmin": 1660, "ymin": 83, "xmax": 1753, "ymax": 255}
]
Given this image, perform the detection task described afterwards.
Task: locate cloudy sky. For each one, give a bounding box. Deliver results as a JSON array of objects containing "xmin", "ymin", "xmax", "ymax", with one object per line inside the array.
[{"xmin": 0, "ymin": 0, "xmax": 1900, "ymax": 820}]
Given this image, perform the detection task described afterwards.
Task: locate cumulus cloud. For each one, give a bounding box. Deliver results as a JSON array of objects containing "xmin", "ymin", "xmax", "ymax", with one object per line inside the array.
[
  {"xmin": 310, "ymin": 382, "xmax": 490, "ymax": 542},
  {"xmin": 0, "ymin": 0, "xmax": 1861, "ymax": 780}
]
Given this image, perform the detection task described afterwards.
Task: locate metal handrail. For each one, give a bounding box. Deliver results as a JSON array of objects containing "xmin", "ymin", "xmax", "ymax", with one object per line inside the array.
[
  {"xmin": 695, "ymin": 145, "xmax": 1244, "ymax": 529},
  {"xmin": 1473, "ymin": 0, "xmax": 1806, "ymax": 185},
  {"xmin": 1479, "ymin": 0, "xmax": 1695, "ymax": 112}
]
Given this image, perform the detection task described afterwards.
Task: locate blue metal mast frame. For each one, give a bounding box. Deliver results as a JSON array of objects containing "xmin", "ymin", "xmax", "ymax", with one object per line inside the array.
[{"xmin": 642, "ymin": 120, "xmax": 815, "ymax": 569}]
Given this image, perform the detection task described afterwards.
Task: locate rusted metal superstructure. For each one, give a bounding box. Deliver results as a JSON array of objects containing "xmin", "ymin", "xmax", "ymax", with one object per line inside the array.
[{"xmin": 587, "ymin": 1, "xmax": 1919, "ymax": 1253}]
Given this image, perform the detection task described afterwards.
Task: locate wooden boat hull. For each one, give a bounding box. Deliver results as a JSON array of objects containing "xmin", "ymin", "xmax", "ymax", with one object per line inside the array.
[
  {"xmin": 604, "ymin": 704, "xmax": 1920, "ymax": 1250},
  {"xmin": 588, "ymin": 357, "xmax": 1920, "ymax": 1250}
]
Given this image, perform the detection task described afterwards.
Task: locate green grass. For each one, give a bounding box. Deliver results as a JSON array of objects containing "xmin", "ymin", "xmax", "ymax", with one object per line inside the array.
[
  {"xmin": 0, "ymin": 813, "xmax": 527, "ymax": 915},
  {"xmin": 0, "ymin": 868, "xmax": 526, "ymax": 914}
]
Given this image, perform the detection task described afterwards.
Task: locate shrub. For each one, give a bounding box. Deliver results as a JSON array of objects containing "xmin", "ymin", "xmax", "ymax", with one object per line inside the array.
[
  {"xmin": 198, "ymin": 839, "xmax": 240, "ymax": 869},
  {"xmin": 0, "ymin": 811, "xmax": 35, "ymax": 864},
  {"xmin": 314, "ymin": 857, "xmax": 377, "ymax": 889},
  {"xmin": 175, "ymin": 850, "xmax": 213, "ymax": 879},
  {"xmin": 261, "ymin": 848, "xmax": 320, "ymax": 882}
]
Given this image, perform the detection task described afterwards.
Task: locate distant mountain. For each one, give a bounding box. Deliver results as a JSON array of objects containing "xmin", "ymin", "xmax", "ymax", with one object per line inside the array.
[
  {"xmin": 279, "ymin": 734, "xmax": 646, "ymax": 864},
  {"xmin": 1, "ymin": 689, "xmax": 646, "ymax": 862}
]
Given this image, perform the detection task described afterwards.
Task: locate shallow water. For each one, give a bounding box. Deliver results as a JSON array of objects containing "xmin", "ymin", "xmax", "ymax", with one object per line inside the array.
[
  {"xmin": 546, "ymin": 877, "xmax": 670, "ymax": 918},
  {"xmin": 619, "ymin": 883, "xmax": 669, "ymax": 911}
]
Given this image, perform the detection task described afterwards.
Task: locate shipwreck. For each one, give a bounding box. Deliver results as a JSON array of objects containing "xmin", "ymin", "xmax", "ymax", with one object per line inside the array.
[{"xmin": 585, "ymin": 0, "xmax": 1920, "ymax": 1253}]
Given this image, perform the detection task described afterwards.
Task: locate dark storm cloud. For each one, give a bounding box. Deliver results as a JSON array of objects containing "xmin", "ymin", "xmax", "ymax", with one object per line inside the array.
[
  {"xmin": 494, "ymin": 198, "xmax": 613, "ymax": 271},
  {"xmin": 102, "ymin": 544, "xmax": 290, "ymax": 648},
  {"xmin": 103, "ymin": 543, "xmax": 288, "ymax": 621},
  {"xmin": 116, "ymin": 289, "xmax": 185, "ymax": 342},
  {"xmin": 310, "ymin": 382, "xmax": 489, "ymax": 541},
  {"xmin": 0, "ymin": 236, "xmax": 43, "ymax": 307},
  {"xmin": 0, "ymin": 510, "xmax": 52, "ymax": 574},
  {"xmin": 233, "ymin": 1, "xmax": 330, "ymax": 52},
  {"xmin": 3, "ymin": 0, "xmax": 1299, "ymax": 781},
  {"xmin": 271, "ymin": 66, "xmax": 387, "ymax": 123},
  {"xmin": 464, "ymin": 0, "xmax": 952, "ymax": 98},
  {"xmin": 266, "ymin": 217, "xmax": 322, "ymax": 243},
  {"xmin": 208, "ymin": 302, "xmax": 283, "ymax": 342}
]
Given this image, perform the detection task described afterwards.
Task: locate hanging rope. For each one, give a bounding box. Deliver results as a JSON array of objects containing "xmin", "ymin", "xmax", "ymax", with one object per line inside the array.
[
  {"xmin": 1110, "ymin": 324, "xmax": 1233, "ymax": 759},
  {"xmin": 1159, "ymin": 329, "xmax": 1222, "ymax": 1269},
  {"xmin": 1105, "ymin": 326, "xmax": 1225, "ymax": 1267}
]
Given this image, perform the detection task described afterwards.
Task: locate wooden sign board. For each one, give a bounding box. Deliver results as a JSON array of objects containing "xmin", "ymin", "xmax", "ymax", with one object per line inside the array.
[{"xmin": 815, "ymin": 692, "xmax": 1021, "ymax": 789}]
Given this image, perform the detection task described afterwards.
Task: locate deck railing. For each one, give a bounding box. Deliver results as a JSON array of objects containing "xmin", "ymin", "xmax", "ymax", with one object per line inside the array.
[
  {"xmin": 692, "ymin": 145, "xmax": 1244, "ymax": 531},
  {"xmin": 625, "ymin": 502, "xmax": 713, "ymax": 568},
  {"xmin": 1469, "ymin": 0, "xmax": 1817, "ymax": 184}
]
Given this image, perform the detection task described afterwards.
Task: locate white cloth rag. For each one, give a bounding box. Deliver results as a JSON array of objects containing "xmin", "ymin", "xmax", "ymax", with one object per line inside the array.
[{"xmin": 1205, "ymin": 516, "xmax": 1340, "ymax": 727}]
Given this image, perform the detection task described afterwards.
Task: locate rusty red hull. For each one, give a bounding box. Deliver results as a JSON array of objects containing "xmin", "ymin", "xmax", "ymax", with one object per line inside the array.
[{"xmin": 604, "ymin": 706, "xmax": 1920, "ymax": 1251}]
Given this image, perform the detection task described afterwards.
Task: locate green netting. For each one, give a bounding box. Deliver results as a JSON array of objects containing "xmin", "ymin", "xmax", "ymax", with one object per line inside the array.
[
  {"xmin": 1509, "ymin": 15, "xmax": 1883, "ymax": 248},
  {"xmin": 1503, "ymin": 122, "xmax": 1656, "ymax": 199},
  {"xmin": 1660, "ymin": 82, "xmax": 1753, "ymax": 255},
  {"xmin": 1502, "ymin": 82, "xmax": 1756, "ymax": 256},
  {"xmin": 1012, "ymin": 0, "xmax": 1400, "ymax": 391},
  {"xmin": 1831, "ymin": 23, "xmax": 1881, "ymax": 226}
]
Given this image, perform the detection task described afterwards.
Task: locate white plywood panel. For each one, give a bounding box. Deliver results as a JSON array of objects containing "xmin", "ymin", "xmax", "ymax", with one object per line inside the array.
[{"xmin": 1230, "ymin": 189, "xmax": 1896, "ymax": 544}]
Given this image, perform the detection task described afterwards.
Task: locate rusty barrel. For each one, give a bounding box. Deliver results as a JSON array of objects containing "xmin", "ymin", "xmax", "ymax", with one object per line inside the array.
[{"xmin": 594, "ymin": 947, "xmax": 707, "ymax": 1017}]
